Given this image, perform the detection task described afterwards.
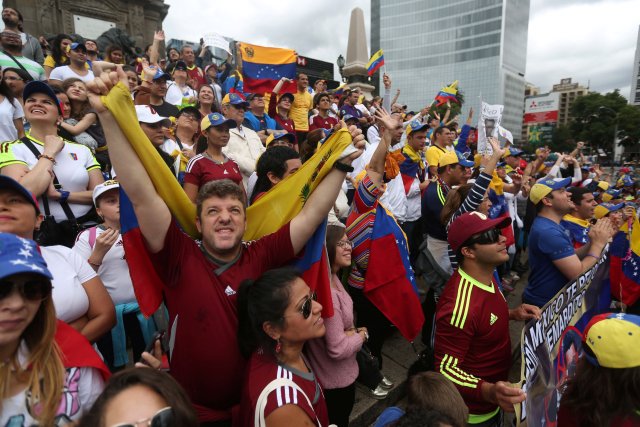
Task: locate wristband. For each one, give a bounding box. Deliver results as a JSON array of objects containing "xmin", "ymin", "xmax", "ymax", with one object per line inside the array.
[
  {"xmin": 38, "ymin": 154, "xmax": 56, "ymax": 164},
  {"xmin": 333, "ymin": 162, "xmax": 354, "ymax": 173},
  {"xmin": 585, "ymin": 253, "xmax": 599, "ymax": 260},
  {"xmin": 57, "ymin": 190, "xmax": 70, "ymax": 203}
]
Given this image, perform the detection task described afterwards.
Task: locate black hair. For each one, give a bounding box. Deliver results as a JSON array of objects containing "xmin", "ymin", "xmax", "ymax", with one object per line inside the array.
[
  {"xmin": 250, "ymin": 146, "xmax": 300, "ymax": 204},
  {"xmin": 568, "ymin": 186, "xmax": 592, "ymax": 206},
  {"xmin": 0, "ymin": 69, "xmax": 16, "ymax": 104},
  {"xmin": 2, "ymin": 67, "xmax": 30, "ymax": 88},
  {"xmin": 77, "ymin": 368, "xmax": 198, "ymax": 427},
  {"xmin": 50, "ymin": 34, "xmax": 71, "ymax": 67},
  {"xmin": 326, "ymin": 224, "xmax": 346, "ymax": 269},
  {"xmin": 237, "ymin": 267, "xmax": 301, "ymax": 358},
  {"xmin": 433, "ymin": 126, "xmax": 447, "ymax": 139}
]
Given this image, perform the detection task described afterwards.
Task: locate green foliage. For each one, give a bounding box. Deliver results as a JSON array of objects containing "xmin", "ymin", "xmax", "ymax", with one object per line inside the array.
[
  {"xmin": 550, "ymin": 125, "xmax": 575, "ymax": 152},
  {"xmin": 569, "ymin": 90, "xmax": 639, "ymax": 153}
]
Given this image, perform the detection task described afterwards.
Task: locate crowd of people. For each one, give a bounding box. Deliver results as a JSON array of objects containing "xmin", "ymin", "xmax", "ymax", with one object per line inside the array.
[{"xmin": 1, "ymin": 6, "xmax": 640, "ymax": 427}]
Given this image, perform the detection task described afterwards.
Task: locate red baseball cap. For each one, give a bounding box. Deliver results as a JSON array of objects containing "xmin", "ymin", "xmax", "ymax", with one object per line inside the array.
[{"xmin": 448, "ymin": 212, "xmax": 511, "ymax": 252}]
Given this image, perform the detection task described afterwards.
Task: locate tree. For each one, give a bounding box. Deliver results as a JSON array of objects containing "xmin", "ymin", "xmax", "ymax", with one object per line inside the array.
[
  {"xmin": 569, "ymin": 90, "xmax": 639, "ymax": 153},
  {"xmin": 550, "ymin": 124, "xmax": 574, "ymax": 152}
]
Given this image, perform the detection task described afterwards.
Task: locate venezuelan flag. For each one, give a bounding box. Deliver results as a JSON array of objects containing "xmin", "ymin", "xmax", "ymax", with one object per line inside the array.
[
  {"xmin": 238, "ymin": 42, "xmax": 297, "ymax": 94},
  {"xmin": 488, "ymin": 172, "xmax": 515, "ymax": 247},
  {"xmin": 245, "ymin": 128, "xmax": 355, "ymax": 318},
  {"xmin": 434, "ymin": 81, "xmax": 459, "ymax": 106},
  {"xmin": 367, "ymin": 49, "xmax": 384, "ymax": 76},
  {"xmin": 610, "ymin": 216, "xmax": 640, "ymax": 306}
]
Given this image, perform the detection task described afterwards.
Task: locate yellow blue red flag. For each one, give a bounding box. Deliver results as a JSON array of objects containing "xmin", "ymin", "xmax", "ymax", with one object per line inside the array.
[
  {"xmin": 435, "ymin": 80, "xmax": 460, "ymax": 106},
  {"xmin": 367, "ymin": 49, "xmax": 384, "ymax": 76},
  {"xmin": 238, "ymin": 42, "xmax": 297, "ymax": 94}
]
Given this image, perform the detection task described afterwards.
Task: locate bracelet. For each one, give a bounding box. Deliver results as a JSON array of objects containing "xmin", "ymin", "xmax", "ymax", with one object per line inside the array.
[
  {"xmin": 38, "ymin": 154, "xmax": 56, "ymax": 164},
  {"xmin": 57, "ymin": 189, "xmax": 70, "ymax": 203},
  {"xmin": 334, "ymin": 161, "xmax": 354, "ymax": 173},
  {"xmin": 88, "ymin": 259, "xmax": 102, "ymax": 267},
  {"xmin": 585, "ymin": 253, "xmax": 599, "ymax": 260}
]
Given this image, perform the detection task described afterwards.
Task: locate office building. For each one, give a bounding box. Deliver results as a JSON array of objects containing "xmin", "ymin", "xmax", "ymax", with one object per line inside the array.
[
  {"xmin": 373, "ymin": 0, "xmax": 530, "ymax": 142},
  {"xmin": 550, "ymin": 78, "xmax": 588, "ymax": 126}
]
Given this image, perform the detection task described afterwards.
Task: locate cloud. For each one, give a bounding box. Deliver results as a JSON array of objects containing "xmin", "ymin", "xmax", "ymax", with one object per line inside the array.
[{"xmin": 163, "ymin": 0, "xmax": 637, "ymax": 99}]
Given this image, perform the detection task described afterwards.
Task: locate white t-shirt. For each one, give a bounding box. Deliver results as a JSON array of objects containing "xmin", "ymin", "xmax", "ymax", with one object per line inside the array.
[
  {"xmin": 42, "ymin": 245, "xmax": 96, "ymax": 323},
  {"xmin": 0, "ymin": 342, "xmax": 104, "ymax": 427},
  {"xmin": 49, "ymin": 65, "xmax": 95, "ymax": 83},
  {"xmin": 73, "ymin": 227, "xmax": 136, "ymax": 305},
  {"xmin": 0, "ymin": 134, "xmax": 100, "ymax": 220},
  {"xmin": 0, "ymin": 97, "xmax": 24, "ymax": 142},
  {"xmin": 166, "ymin": 81, "xmax": 197, "ymax": 106}
]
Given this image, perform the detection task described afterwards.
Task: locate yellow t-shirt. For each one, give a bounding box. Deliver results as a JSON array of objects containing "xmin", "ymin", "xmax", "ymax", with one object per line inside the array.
[
  {"xmin": 289, "ymin": 90, "xmax": 312, "ymax": 132},
  {"xmin": 426, "ymin": 145, "xmax": 447, "ymax": 168}
]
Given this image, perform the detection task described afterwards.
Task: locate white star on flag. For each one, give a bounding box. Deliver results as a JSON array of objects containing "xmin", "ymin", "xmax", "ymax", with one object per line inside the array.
[
  {"xmin": 28, "ymin": 263, "xmax": 43, "ymax": 272},
  {"xmin": 10, "ymin": 259, "xmax": 29, "ymax": 266},
  {"xmin": 18, "ymin": 248, "xmax": 33, "ymax": 258}
]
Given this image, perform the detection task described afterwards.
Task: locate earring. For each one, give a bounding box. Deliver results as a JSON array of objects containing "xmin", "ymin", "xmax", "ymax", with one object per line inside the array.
[{"xmin": 275, "ymin": 339, "xmax": 282, "ymax": 353}]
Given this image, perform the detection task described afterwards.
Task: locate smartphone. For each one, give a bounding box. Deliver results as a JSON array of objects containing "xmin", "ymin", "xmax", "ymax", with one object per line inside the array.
[{"xmin": 139, "ymin": 330, "xmax": 166, "ymax": 364}]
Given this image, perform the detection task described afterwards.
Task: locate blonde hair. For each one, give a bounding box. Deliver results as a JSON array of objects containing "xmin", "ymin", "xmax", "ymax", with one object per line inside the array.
[{"xmin": 0, "ymin": 295, "xmax": 65, "ymax": 425}]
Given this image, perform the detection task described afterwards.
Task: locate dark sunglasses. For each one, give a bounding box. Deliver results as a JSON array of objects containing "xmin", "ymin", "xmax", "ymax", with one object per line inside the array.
[
  {"xmin": 283, "ymin": 291, "xmax": 317, "ymax": 319},
  {"xmin": 110, "ymin": 407, "xmax": 174, "ymax": 427},
  {"xmin": 465, "ymin": 228, "xmax": 501, "ymax": 247},
  {"xmin": 0, "ymin": 279, "xmax": 51, "ymax": 301}
]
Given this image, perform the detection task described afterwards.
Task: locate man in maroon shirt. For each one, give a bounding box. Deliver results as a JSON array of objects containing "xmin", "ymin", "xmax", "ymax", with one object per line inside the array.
[
  {"xmin": 435, "ymin": 212, "xmax": 541, "ymax": 427},
  {"xmin": 180, "ymin": 44, "xmax": 206, "ymax": 89},
  {"xmin": 87, "ymin": 67, "xmax": 364, "ymax": 427}
]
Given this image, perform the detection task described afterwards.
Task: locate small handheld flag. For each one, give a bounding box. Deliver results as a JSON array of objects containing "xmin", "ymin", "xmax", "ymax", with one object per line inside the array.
[
  {"xmin": 435, "ymin": 80, "xmax": 460, "ymax": 106},
  {"xmin": 367, "ymin": 49, "xmax": 385, "ymax": 76}
]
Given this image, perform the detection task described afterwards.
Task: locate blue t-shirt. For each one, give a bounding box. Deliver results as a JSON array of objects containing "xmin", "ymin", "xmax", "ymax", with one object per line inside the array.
[{"xmin": 524, "ymin": 216, "xmax": 575, "ymax": 307}]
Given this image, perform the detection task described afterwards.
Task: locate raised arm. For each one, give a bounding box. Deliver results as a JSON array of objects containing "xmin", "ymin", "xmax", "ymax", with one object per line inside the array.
[
  {"xmin": 367, "ymin": 108, "xmax": 397, "ymax": 188},
  {"xmin": 381, "ymin": 73, "xmax": 392, "ymax": 112},
  {"xmin": 289, "ymin": 126, "xmax": 365, "ymax": 254},
  {"xmin": 86, "ymin": 68, "xmax": 172, "ymax": 253},
  {"xmin": 149, "ymin": 30, "xmax": 164, "ymax": 66}
]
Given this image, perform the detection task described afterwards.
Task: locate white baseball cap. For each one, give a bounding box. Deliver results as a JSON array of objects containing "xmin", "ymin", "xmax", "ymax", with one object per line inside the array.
[
  {"xmin": 135, "ymin": 105, "xmax": 171, "ymax": 127},
  {"xmin": 92, "ymin": 180, "xmax": 120, "ymax": 205}
]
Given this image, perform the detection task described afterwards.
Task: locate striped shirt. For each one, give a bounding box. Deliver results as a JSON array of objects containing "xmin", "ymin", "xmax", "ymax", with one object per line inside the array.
[
  {"xmin": 434, "ymin": 268, "xmax": 510, "ymax": 422},
  {"xmin": 446, "ymin": 172, "xmax": 494, "ymax": 269},
  {"xmin": 0, "ymin": 52, "xmax": 45, "ymax": 81}
]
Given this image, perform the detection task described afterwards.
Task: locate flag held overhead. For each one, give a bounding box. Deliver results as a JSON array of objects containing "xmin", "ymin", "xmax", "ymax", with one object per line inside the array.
[{"xmin": 367, "ymin": 49, "xmax": 385, "ymax": 76}]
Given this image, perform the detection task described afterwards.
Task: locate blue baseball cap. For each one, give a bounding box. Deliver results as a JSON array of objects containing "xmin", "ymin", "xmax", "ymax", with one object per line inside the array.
[
  {"xmin": 66, "ymin": 42, "xmax": 87, "ymax": 52},
  {"xmin": 342, "ymin": 114, "xmax": 359, "ymax": 123},
  {"xmin": 497, "ymin": 161, "xmax": 506, "ymax": 168},
  {"xmin": 594, "ymin": 202, "xmax": 624, "ymax": 219},
  {"xmin": 405, "ymin": 120, "xmax": 429, "ymax": 136},
  {"xmin": 0, "ymin": 233, "xmax": 52, "ymax": 281},
  {"xmin": 22, "ymin": 81, "xmax": 62, "ymax": 115},
  {"xmin": 221, "ymin": 93, "xmax": 249, "ymax": 107},
  {"xmin": 200, "ymin": 113, "xmax": 237, "ymax": 131},
  {"xmin": 530, "ymin": 177, "xmax": 572, "ymax": 204},
  {"xmin": 504, "ymin": 147, "xmax": 523, "ymax": 157},
  {"xmin": 266, "ymin": 132, "xmax": 296, "ymax": 146},
  {"xmin": 0, "ymin": 175, "xmax": 40, "ymax": 214},
  {"xmin": 151, "ymin": 68, "xmax": 170, "ymax": 81}
]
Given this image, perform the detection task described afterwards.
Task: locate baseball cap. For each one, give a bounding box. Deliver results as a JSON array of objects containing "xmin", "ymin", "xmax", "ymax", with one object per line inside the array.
[
  {"xmin": 496, "ymin": 161, "xmax": 506, "ymax": 168},
  {"xmin": 583, "ymin": 313, "xmax": 640, "ymax": 369},
  {"xmin": 66, "ymin": 42, "xmax": 87, "ymax": 53},
  {"xmin": 0, "ymin": 175, "xmax": 40, "ymax": 214},
  {"xmin": 602, "ymin": 188, "xmax": 621, "ymax": 202},
  {"xmin": 135, "ymin": 105, "xmax": 171, "ymax": 126},
  {"xmin": 172, "ymin": 60, "xmax": 187, "ymax": 73},
  {"xmin": 593, "ymin": 202, "xmax": 624, "ymax": 219},
  {"xmin": 245, "ymin": 93, "xmax": 264, "ymax": 102},
  {"xmin": 200, "ymin": 112, "xmax": 236, "ymax": 131},
  {"xmin": 23, "ymin": 81, "xmax": 62, "ymax": 115},
  {"xmin": 405, "ymin": 120, "xmax": 429, "ymax": 136},
  {"xmin": 504, "ymin": 147, "xmax": 523, "ymax": 158},
  {"xmin": 150, "ymin": 67, "xmax": 170, "ymax": 81},
  {"xmin": 92, "ymin": 180, "xmax": 120, "ymax": 205},
  {"xmin": 176, "ymin": 106, "xmax": 202, "ymax": 121},
  {"xmin": 221, "ymin": 93, "xmax": 249, "ymax": 107},
  {"xmin": 529, "ymin": 177, "xmax": 572, "ymax": 205},
  {"xmin": 278, "ymin": 92, "xmax": 295, "ymax": 103},
  {"xmin": 448, "ymin": 211, "xmax": 512, "ymax": 252},
  {"xmin": 342, "ymin": 114, "xmax": 359, "ymax": 124},
  {"xmin": 597, "ymin": 181, "xmax": 610, "ymax": 191},
  {"xmin": 438, "ymin": 150, "xmax": 474, "ymax": 168},
  {"xmin": 0, "ymin": 233, "xmax": 53, "ymax": 281},
  {"xmin": 266, "ymin": 132, "xmax": 296, "ymax": 147}
]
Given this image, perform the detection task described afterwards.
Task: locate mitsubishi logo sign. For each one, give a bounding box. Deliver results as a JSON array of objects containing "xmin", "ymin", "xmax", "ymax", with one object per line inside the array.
[{"xmin": 297, "ymin": 56, "xmax": 307, "ymax": 66}]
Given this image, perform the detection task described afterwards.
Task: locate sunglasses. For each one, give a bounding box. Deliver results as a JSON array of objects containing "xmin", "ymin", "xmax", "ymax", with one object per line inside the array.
[
  {"xmin": 110, "ymin": 407, "xmax": 174, "ymax": 427},
  {"xmin": 0, "ymin": 279, "xmax": 52, "ymax": 301},
  {"xmin": 283, "ymin": 291, "xmax": 317, "ymax": 320},
  {"xmin": 465, "ymin": 228, "xmax": 502, "ymax": 247}
]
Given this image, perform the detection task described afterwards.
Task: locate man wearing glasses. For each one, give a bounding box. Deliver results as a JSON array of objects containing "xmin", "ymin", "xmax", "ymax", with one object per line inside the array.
[
  {"xmin": 221, "ymin": 93, "xmax": 265, "ymax": 189},
  {"xmin": 434, "ymin": 211, "xmax": 541, "ymax": 427},
  {"xmin": 0, "ymin": 28, "xmax": 45, "ymax": 81}
]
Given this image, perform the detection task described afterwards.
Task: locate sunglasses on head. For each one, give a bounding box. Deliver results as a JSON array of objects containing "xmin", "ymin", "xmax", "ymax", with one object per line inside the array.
[
  {"xmin": 465, "ymin": 228, "xmax": 501, "ymax": 247},
  {"xmin": 0, "ymin": 278, "xmax": 51, "ymax": 301},
  {"xmin": 110, "ymin": 407, "xmax": 174, "ymax": 427}
]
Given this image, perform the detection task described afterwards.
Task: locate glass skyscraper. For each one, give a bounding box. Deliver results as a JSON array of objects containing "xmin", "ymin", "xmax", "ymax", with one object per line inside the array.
[{"xmin": 371, "ymin": 0, "xmax": 530, "ymax": 142}]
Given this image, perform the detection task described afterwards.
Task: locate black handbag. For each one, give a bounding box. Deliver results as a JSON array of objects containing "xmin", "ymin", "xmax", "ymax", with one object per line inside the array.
[
  {"xmin": 21, "ymin": 137, "xmax": 100, "ymax": 247},
  {"xmin": 356, "ymin": 344, "xmax": 383, "ymax": 389}
]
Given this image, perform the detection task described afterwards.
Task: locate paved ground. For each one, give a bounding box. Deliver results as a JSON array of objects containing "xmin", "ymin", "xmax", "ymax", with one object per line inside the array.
[{"xmin": 349, "ymin": 269, "xmax": 530, "ymax": 427}]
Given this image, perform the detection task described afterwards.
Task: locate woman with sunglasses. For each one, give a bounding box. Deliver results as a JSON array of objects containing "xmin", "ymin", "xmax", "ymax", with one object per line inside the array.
[
  {"xmin": 236, "ymin": 268, "xmax": 329, "ymax": 427},
  {"xmin": 305, "ymin": 224, "xmax": 367, "ymax": 426},
  {"xmin": 0, "ymin": 175, "xmax": 115, "ymax": 344},
  {"xmin": 78, "ymin": 368, "xmax": 198, "ymax": 427},
  {"xmin": 0, "ymin": 232, "xmax": 109, "ymax": 426}
]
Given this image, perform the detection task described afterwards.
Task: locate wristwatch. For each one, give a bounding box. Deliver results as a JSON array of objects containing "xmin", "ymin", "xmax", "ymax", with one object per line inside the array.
[{"xmin": 333, "ymin": 161, "xmax": 354, "ymax": 173}]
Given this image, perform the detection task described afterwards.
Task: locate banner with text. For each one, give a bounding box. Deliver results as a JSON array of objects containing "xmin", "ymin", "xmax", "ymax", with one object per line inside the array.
[{"xmin": 515, "ymin": 251, "xmax": 611, "ymax": 427}]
